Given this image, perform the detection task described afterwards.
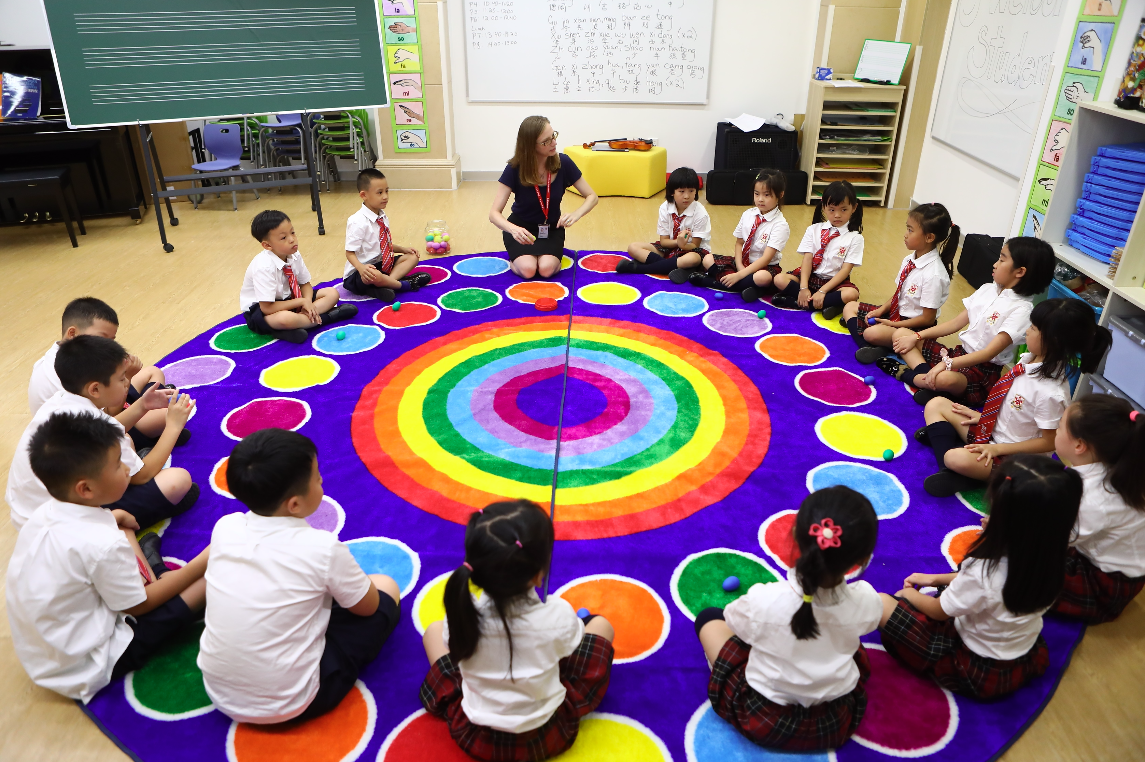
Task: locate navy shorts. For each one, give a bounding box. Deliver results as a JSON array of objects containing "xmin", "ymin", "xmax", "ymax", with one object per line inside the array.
[
  {"xmin": 112, "ymin": 595, "xmax": 197, "ymax": 679},
  {"xmin": 125, "ymin": 383, "xmax": 157, "ymax": 450},
  {"xmin": 243, "ymin": 303, "xmax": 275, "ymax": 335},
  {"xmin": 295, "ymin": 592, "xmax": 401, "ymax": 721},
  {"xmin": 105, "ymin": 478, "xmax": 183, "ymax": 530}
]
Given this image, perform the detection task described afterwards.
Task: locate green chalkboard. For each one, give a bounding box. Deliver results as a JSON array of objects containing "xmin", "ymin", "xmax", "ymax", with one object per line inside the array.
[{"xmin": 42, "ymin": 0, "xmax": 389, "ymax": 127}]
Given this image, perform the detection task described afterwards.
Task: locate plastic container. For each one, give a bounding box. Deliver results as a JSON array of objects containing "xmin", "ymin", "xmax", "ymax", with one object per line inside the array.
[
  {"xmin": 1066, "ymin": 228, "xmax": 1115, "ymax": 263},
  {"xmin": 1105, "ymin": 314, "xmax": 1145, "ymax": 408},
  {"xmin": 1048, "ymin": 278, "xmax": 1101, "ymax": 318},
  {"xmin": 1082, "ymin": 183, "xmax": 1143, "ymax": 209},
  {"xmin": 1076, "ymin": 199, "xmax": 1134, "ymax": 231},
  {"xmin": 424, "ymin": 219, "xmax": 451, "ymax": 254}
]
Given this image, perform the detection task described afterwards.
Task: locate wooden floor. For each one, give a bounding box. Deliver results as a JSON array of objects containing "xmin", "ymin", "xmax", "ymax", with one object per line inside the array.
[{"xmin": 0, "ymin": 184, "xmax": 1141, "ymax": 761}]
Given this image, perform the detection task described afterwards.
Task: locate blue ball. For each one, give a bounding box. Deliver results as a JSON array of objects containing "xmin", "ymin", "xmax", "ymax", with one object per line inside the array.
[
  {"xmin": 577, "ymin": 608, "xmax": 590, "ymax": 618},
  {"xmin": 722, "ymin": 576, "xmax": 740, "ymax": 592},
  {"xmin": 868, "ymin": 317, "xmax": 878, "ymax": 325},
  {"xmin": 864, "ymin": 375, "xmax": 875, "ymax": 385},
  {"xmin": 713, "ymin": 291, "xmax": 724, "ymax": 300}
]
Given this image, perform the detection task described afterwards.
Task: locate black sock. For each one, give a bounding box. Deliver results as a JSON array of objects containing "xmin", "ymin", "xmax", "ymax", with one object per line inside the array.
[
  {"xmin": 926, "ymin": 421, "xmax": 963, "ymax": 471},
  {"xmin": 634, "ymin": 256, "xmax": 680, "ymax": 275},
  {"xmin": 645, "ymin": 251, "xmax": 664, "ymax": 263},
  {"xmin": 900, "ymin": 363, "xmax": 931, "ymax": 386},
  {"xmin": 846, "ymin": 317, "xmax": 868, "ymax": 347},
  {"xmin": 778, "ymin": 281, "xmax": 800, "ymax": 297},
  {"xmin": 822, "ymin": 291, "xmax": 844, "ymax": 309},
  {"xmin": 694, "ymin": 607, "xmax": 726, "ymax": 635}
]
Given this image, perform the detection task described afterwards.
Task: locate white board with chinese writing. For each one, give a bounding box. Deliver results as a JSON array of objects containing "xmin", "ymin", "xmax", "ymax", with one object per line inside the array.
[{"xmin": 463, "ymin": 0, "xmax": 713, "ymax": 104}]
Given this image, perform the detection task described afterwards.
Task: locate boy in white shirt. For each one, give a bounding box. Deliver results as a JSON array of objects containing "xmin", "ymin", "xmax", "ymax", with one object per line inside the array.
[
  {"xmin": 29, "ymin": 297, "xmax": 186, "ymax": 450},
  {"xmin": 241, "ymin": 210, "xmax": 358, "ymax": 344},
  {"xmin": 344, "ymin": 168, "xmax": 427, "ymax": 302},
  {"xmin": 7, "ymin": 335, "xmax": 198, "ymax": 532},
  {"xmin": 7, "ymin": 411, "xmax": 208, "ymax": 702},
  {"xmin": 198, "ymin": 429, "xmax": 400, "ymax": 724}
]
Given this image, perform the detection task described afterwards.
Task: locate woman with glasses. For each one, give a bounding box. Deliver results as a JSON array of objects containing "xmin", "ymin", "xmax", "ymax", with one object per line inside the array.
[{"xmin": 490, "ymin": 116, "xmax": 599, "ymax": 279}]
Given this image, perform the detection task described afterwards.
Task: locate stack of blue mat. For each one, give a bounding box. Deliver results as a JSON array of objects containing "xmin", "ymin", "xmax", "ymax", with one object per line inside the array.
[{"xmin": 1067, "ymin": 143, "xmax": 1144, "ymax": 263}]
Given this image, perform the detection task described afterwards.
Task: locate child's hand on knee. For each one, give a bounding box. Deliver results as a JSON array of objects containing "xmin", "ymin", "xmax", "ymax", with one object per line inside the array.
[{"xmin": 891, "ymin": 329, "xmax": 918, "ymax": 355}]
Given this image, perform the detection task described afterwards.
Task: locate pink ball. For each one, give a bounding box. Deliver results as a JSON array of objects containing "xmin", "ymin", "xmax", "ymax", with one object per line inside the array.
[
  {"xmin": 427, "ymin": 243, "xmax": 438, "ymax": 252},
  {"xmin": 443, "ymin": 242, "xmax": 451, "ymax": 252}
]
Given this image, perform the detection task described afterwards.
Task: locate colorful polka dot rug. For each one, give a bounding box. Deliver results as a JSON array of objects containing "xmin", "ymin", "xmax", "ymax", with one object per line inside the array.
[{"xmin": 81, "ymin": 251, "xmax": 1085, "ymax": 762}]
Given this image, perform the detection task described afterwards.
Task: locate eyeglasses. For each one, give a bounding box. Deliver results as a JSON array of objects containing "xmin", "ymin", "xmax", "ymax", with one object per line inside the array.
[{"xmin": 538, "ymin": 131, "xmax": 559, "ymax": 147}]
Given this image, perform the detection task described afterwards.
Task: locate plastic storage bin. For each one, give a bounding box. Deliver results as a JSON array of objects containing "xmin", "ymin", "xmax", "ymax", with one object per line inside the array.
[
  {"xmin": 1049, "ymin": 278, "xmax": 1101, "ymax": 318},
  {"xmin": 1105, "ymin": 314, "xmax": 1145, "ymax": 408}
]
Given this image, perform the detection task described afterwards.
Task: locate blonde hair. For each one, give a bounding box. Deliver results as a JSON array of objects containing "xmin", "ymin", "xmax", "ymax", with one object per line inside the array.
[{"xmin": 509, "ymin": 116, "xmax": 561, "ymax": 186}]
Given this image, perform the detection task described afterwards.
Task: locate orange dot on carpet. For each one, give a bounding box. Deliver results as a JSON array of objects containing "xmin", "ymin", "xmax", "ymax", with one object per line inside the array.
[
  {"xmin": 756, "ymin": 334, "xmax": 828, "ymax": 366},
  {"xmin": 558, "ymin": 576, "xmax": 666, "ymax": 662},
  {"xmin": 231, "ymin": 683, "xmax": 371, "ymax": 762},
  {"xmin": 213, "ymin": 458, "xmax": 230, "ymax": 494},
  {"xmin": 508, "ymin": 281, "xmax": 566, "ymax": 304},
  {"xmin": 945, "ymin": 527, "xmax": 982, "ymax": 568}
]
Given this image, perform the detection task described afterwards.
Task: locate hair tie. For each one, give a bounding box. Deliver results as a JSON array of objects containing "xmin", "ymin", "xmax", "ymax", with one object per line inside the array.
[
  {"xmin": 802, "ymin": 594, "xmax": 813, "ymax": 603},
  {"xmin": 515, "ymin": 540, "xmax": 523, "ymax": 548},
  {"xmin": 463, "ymin": 562, "xmax": 473, "ymax": 572},
  {"xmin": 808, "ymin": 518, "xmax": 843, "ymax": 550},
  {"xmin": 1005, "ymin": 476, "xmax": 1012, "ymax": 481},
  {"xmin": 1132, "ymin": 410, "xmax": 1140, "ymax": 422}
]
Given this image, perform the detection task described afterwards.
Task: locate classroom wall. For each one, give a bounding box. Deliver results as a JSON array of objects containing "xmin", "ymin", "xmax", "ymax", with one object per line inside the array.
[
  {"xmin": 445, "ymin": 0, "xmax": 822, "ymax": 176},
  {"xmin": 0, "ymin": 0, "xmax": 50, "ymax": 48}
]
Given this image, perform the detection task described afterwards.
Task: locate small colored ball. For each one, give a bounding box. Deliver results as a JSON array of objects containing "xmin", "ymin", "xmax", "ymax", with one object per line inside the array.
[
  {"xmin": 722, "ymin": 576, "xmax": 740, "ymax": 592},
  {"xmin": 864, "ymin": 375, "xmax": 875, "ymax": 385},
  {"xmin": 868, "ymin": 317, "xmax": 878, "ymax": 326},
  {"xmin": 577, "ymin": 608, "xmax": 590, "ymax": 618},
  {"xmin": 713, "ymin": 291, "xmax": 724, "ymax": 300},
  {"xmin": 442, "ymin": 234, "xmax": 450, "ymax": 242},
  {"xmin": 335, "ymin": 330, "xmax": 346, "ymax": 341},
  {"xmin": 882, "ymin": 449, "xmax": 894, "ymax": 461},
  {"xmin": 433, "ymin": 235, "xmax": 442, "ymax": 243},
  {"xmin": 425, "ymin": 234, "xmax": 434, "ymax": 241},
  {"xmin": 443, "ymin": 242, "xmax": 451, "ymax": 252},
  {"xmin": 427, "ymin": 243, "xmax": 438, "ymax": 252},
  {"xmin": 392, "ymin": 301, "xmax": 401, "ymax": 311},
  {"xmin": 757, "ymin": 309, "xmax": 767, "ymax": 319}
]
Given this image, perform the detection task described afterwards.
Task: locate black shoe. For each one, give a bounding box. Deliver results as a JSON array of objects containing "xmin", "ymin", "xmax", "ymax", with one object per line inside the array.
[
  {"xmin": 838, "ymin": 316, "xmax": 848, "ymax": 327},
  {"xmin": 375, "ymin": 287, "xmax": 397, "ymax": 303},
  {"xmin": 771, "ymin": 294, "xmax": 798, "ymax": 309},
  {"xmin": 171, "ymin": 483, "xmax": 200, "ymax": 517},
  {"xmin": 688, "ymin": 272, "xmax": 711, "ymax": 288},
  {"xmin": 924, "ymin": 469, "xmax": 983, "ymax": 497},
  {"xmin": 321, "ymin": 303, "xmax": 359, "ymax": 325},
  {"xmin": 821, "ymin": 304, "xmax": 844, "ymax": 320},
  {"xmin": 915, "ymin": 426, "xmax": 931, "ymax": 446},
  {"xmin": 668, "ymin": 268, "xmax": 691, "ymax": 284},
  {"xmin": 741, "ymin": 286, "xmax": 761, "ymax": 303},
  {"xmin": 271, "ymin": 328, "xmax": 308, "ymax": 344},
  {"xmin": 856, "ymin": 346, "xmax": 893, "ymax": 364},
  {"xmin": 404, "ymin": 272, "xmax": 433, "ymax": 289},
  {"xmin": 913, "ymin": 389, "xmax": 940, "ymax": 405},
  {"xmin": 876, "ymin": 356, "xmax": 907, "ymax": 380},
  {"xmin": 138, "ymin": 532, "xmax": 168, "ymax": 580},
  {"xmin": 175, "ymin": 428, "xmax": 192, "ymax": 447},
  {"xmin": 616, "ymin": 259, "xmax": 637, "ymax": 274}
]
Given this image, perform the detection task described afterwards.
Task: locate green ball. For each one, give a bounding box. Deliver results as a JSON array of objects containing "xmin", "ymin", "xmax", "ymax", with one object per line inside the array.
[
  {"xmin": 757, "ymin": 309, "xmax": 767, "ymax": 319},
  {"xmin": 882, "ymin": 449, "xmax": 894, "ymax": 461},
  {"xmin": 425, "ymin": 234, "xmax": 434, "ymax": 241},
  {"xmin": 335, "ymin": 330, "xmax": 346, "ymax": 341},
  {"xmin": 392, "ymin": 301, "xmax": 401, "ymax": 311}
]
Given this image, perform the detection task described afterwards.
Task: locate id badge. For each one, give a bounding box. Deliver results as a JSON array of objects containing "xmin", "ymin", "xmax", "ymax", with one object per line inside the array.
[{"xmin": 537, "ymin": 224, "xmax": 549, "ymax": 239}]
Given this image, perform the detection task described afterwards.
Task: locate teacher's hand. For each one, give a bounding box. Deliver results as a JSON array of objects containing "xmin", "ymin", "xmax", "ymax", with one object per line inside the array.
[
  {"xmin": 510, "ymin": 225, "xmax": 534, "ymax": 245},
  {"xmin": 557, "ymin": 213, "xmax": 578, "ymax": 228}
]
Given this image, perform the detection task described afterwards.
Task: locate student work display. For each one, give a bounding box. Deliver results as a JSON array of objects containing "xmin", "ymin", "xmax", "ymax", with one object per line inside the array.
[
  {"xmin": 79, "ymin": 252, "xmax": 1084, "ymax": 762},
  {"xmin": 40, "ymin": 0, "xmax": 390, "ymax": 127}
]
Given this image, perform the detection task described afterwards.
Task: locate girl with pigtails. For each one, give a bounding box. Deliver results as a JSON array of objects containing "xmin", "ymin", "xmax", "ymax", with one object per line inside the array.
[
  {"xmin": 694, "ymin": 486, "xmax": 880, "ymax": 751},
  {"xmin": 419, "ymin": 500, "xmax": 615, "ymax": 760}
]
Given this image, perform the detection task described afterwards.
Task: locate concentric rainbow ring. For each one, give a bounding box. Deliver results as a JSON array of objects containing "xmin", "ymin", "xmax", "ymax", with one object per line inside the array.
[{"xmin": 352, "ymin": 317, "xmax": 770, "ymax": 539}]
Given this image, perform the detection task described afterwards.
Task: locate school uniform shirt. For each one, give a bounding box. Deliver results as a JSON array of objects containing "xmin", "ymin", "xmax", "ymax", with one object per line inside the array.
[
  {"xmin": 197, "ymin": 511, "xmax": 372, "ymax": 724},
  {"xmin": 28, "ymin": 342, "xmax": 62, "ymax": 414},
  {"xmin": 6, "ymin": 498, "xmax": 147, "ymax": 702},
  {"xmin": 1072, "ymin": 463, "xmax": 1145, "ymax": 578},
  {"xmin": 441, "ymin": 587, "xmax": 584, "ymax": 733},
  {"xmin": 497, "ymin": 154, "xmax": 583, "ymax": 225},
  {"xmin": 722, "ymin": 570, "xmax": 882, "ymax": 706},
  {"xmin": 990, "ymin": 354, "xmax": 1070, "ymax": 445},
  {"xmin": 656, "ymin": 199, "xmax": 712, "ymax": 250},
  {"xmin": 344, "ymin": 204, "xmax": 392, "ymax": 278},
  {"xmin": 892, "ymin": 250, "xmax": 951, "ymax": 320},
  {"xmin": 796, "ymin": 221, "xmax": 864, "ymax": 279},
  {"xmin": 940, "ymin": 556, "xmax": 1046, "ymax": 661},
  {"xmin": 733, "ymin": 207, "xmax": 790, "ymax": 267},
  {"xmin": 238, "ymin": 250, "xmax": 312, "ymax": 314},
  {"xmin": 6, "ymin": 390, "xmax": 144, "ymax": 531},
  {"xmin": 957, "ymin": 283, "xmax": 1033, "ymax": 366}
]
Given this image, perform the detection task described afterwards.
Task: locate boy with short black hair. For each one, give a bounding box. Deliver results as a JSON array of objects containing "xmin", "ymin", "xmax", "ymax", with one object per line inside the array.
[
  {"xmin": 6, "ymin": 335, "xmax": 198, "ymax": 531},
  {"xmin": 241, "ymin": 210, "xmax": 358, "ymax": 344},
  {"xmin": 29, "ymin": 297, "xmax": 184, "ymax": 450},
  {"xmin": 6, "ymin": 411, "xmax": 208, "ymax": 702},
  {"xmin": 198, "ymin": 428, "xmax": 401, "ymax": 723},
  {"xmin": 343, "ymin": 168, "xmax": 428, "ymax": 302}
]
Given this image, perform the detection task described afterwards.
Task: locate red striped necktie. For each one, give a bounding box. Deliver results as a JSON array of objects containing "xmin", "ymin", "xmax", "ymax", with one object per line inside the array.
[
  {"xmin": 969, "ymin": 363, "xmax": 1025, "ymax": 443},
  {"xmin": 887, "ymin": 260, "xmax": 916, "ymax": 322},
  {"xmin": 377, "ymin": 216, "xmax": 394, "ymax": 274},
  {"xmin": 741, "ymin": 214, "xmax": 764, "ymax": 266},
  {"xmin": 282, "ymin": 264, "xmax": 302, "ymax": 299},
  {"xmin": 812, "ymin": 227, "xmax": 841, "ymax": 270},
  {"xmin": 671, "ymin": 212, "xmax": 685, "ymax": 239}
]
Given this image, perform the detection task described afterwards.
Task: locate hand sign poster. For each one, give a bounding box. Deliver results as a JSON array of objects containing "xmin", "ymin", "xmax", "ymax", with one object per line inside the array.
[{"xmin": 383, "ymin": 0, "xmax": 430, "ymax": 152}]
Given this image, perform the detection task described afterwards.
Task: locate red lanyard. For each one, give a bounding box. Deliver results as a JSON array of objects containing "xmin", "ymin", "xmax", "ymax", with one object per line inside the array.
[{"xmin": 534, "ymin": 172, "xmax": 552, "ymax": 220}]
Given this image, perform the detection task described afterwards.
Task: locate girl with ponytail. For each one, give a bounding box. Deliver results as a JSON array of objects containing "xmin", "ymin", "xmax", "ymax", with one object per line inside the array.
[
  {"xmin": 880, "ymin": 455, "xmax": 1082, "ymax": 698},
  {"xmin": 842, "ymin": 202, "xmax": 958, "ymax": 364},
  {"xmin": 1053, "ymin": 395, "xmax": 1145, "ymax": 623},
  {"xmin": 694, "ymin": 486, "xmax": 879, "ymax": 751},
  {"xmin": 419, "ymin": 500, "xmax": 615, "ymax": 760}
]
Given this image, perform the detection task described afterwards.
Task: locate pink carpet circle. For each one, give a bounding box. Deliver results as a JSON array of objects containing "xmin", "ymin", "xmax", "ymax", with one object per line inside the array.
[
  {"xmin": 795, "ymin": 368, "xmax": 876, "ymax": 407},
  {"xmin": 410, "ymin": 264, "xmax": 451, "ymax": 284},
  {"xmin": 493, "ymin": 366, "xmax": 630, "ymax": 441},
  {"xmin": 221, "ymin": 397, "xmax": 311, "ymax": 440},
  {"xmin": 853, "ymin": 645, "xmax": 958, "ymax": 756}
]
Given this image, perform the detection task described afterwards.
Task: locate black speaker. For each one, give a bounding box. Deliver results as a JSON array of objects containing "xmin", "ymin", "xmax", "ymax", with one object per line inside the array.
[
  {"xmin": 704, "ymin": 169, "xmax": 808, "ymax": 206},
  {"xmin": 957, "ymin": 234, "xmax": 1001, "ymax": 289},
  {"xmin": 714, "ymin": 122, "xmax": 799, "ymax": 171}
]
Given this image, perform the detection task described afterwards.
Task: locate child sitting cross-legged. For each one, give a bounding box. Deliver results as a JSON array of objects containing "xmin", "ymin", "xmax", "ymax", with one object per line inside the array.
[
  {"xmin": 617, "ymin": 166, "xmax": 711, "ymax": 276},
  {"xmin": 879, "ymin": 455, "xmax": 1081, "ymax": 699},
  {"xmin": 240, "ymin": 210, "xmax": 358, "ymax": 344},
  {"xmin": 7, "ymin": 335, "xmax": 198, "ymax": 532},
  {"xmin": 7, "ymin": 411, "xmax": 208, "ymax": 702},
  {"xmin": 421, "ymin": 500, "xmax": 615, "ymax": 760},
  {"xmin": 917, "ymin": 299, "xmax": 1111, "ymax": 497},
  {"xmin": 343, "ymin": 168, "xmax": 429, "ymax": 302},
  {"xmin": 695, "ymin": 486, "xmax": 880, "ymax": 751},
  {"xmin": 197, "ymin": 429, "xmax": 401, "ymax": 723}
]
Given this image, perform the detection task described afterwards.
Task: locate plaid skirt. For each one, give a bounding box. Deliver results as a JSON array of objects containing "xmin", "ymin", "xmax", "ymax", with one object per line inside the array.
[
  {"xmin": 1052, "ymin": 547, "xmax": 1145, "ymax": 624},
  {"xmin": 419, "ymin": 634, "xmax": 614, "ymax": 761},
  {"xmin": 880, "ymin": 598, "xmax": 1049, "ymax": 699},
  {"xmin": 651, "ymin": 242, "xmax": 709, "ymax": 260},
  {"xmin": 788, "ymin": 268, "xmax": 858, "ymax": 294},
  {"xmin": 708, "ymin": 636, "xmax": 870, "ymax": 751},
  {"xmin": 918, "ymin": 339, "xmax": 1004, "ymax": 408},
  {"xmin": 708, "ymin": 255, "xmax": 781, "ymax": 279}
]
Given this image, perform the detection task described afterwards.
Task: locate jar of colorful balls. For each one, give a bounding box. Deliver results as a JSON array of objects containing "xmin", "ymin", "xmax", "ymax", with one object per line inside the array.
[{"xmin": 424, "ymin": 220, "xmax": 451, "ymax": 255}]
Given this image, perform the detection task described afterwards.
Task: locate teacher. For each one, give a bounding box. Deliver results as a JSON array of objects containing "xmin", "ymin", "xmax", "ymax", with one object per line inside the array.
[{"xmin": 490, "ymin": 116, "xmax": 599, "ymax": 279}]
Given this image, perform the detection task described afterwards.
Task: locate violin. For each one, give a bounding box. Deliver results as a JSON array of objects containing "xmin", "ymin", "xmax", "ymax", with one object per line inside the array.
[{"xmin": 582, "ymin": 138, "xmax": 654, "ymax": 151}]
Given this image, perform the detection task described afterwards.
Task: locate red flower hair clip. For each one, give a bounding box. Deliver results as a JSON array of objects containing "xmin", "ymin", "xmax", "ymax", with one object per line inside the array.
[{"xmin": 809, "ymin": 518, "xmax": 843, "ymax": 550}]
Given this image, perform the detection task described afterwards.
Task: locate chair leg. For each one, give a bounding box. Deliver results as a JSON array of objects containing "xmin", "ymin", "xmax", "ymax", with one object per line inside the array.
[
  {"xmin": 54, "ymin": 182, "xmax": 77, "ymax": 247},
  {"xmin": 192, "ymin": 175, "xmax": 199, "ymax": 209}
]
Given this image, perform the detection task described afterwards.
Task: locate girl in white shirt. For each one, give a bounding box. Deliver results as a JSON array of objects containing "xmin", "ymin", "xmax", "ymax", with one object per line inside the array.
[
  {"xmin": 1053, "ymin": 395, "xmax": 1145, "ymax": 623},
  {"xmin": 618, "ymin": 167, "xmax": 710, "ymax": 276},
  {"xmin": 695, "ymin": 486, "xmax": 880, "ymax": 751},
  {"xmin": 918, "ymin": 298, "xmax": 1111, "ymax": 497},
  {"xmin": 880, "ymin": 455, "xmax": 1082, "ymax": 699},
  {"xmin": 843, "ymin": 203, "xmax": 957, "ymax": 364},
  {"xmin": 878, "ymin": 236, "xmax": 1056, "ymax": 406},
  {"xmin": 771, "ymin": 180, "xmax": 865, "ymax": 320},
  {"xmin": 420, "ymin": 500, "xmax": 615, "ymax": 760}
]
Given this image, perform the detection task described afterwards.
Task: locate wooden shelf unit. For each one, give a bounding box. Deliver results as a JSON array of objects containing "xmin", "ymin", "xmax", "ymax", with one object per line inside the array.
[{"xmin": 800, "ymin": 78, "xmax": 905, "ymax": 205}]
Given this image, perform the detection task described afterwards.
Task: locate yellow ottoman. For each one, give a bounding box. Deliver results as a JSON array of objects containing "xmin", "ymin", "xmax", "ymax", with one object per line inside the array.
[{"xmin": 564, "ymin": 145, "xmax": 667, "ymax": 198}]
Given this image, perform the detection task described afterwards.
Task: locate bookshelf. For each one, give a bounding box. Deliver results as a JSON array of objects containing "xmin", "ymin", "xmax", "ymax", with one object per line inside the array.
[{"xmin": 800, "ymin": 78, "xmax": 906, "ymax": 206}]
